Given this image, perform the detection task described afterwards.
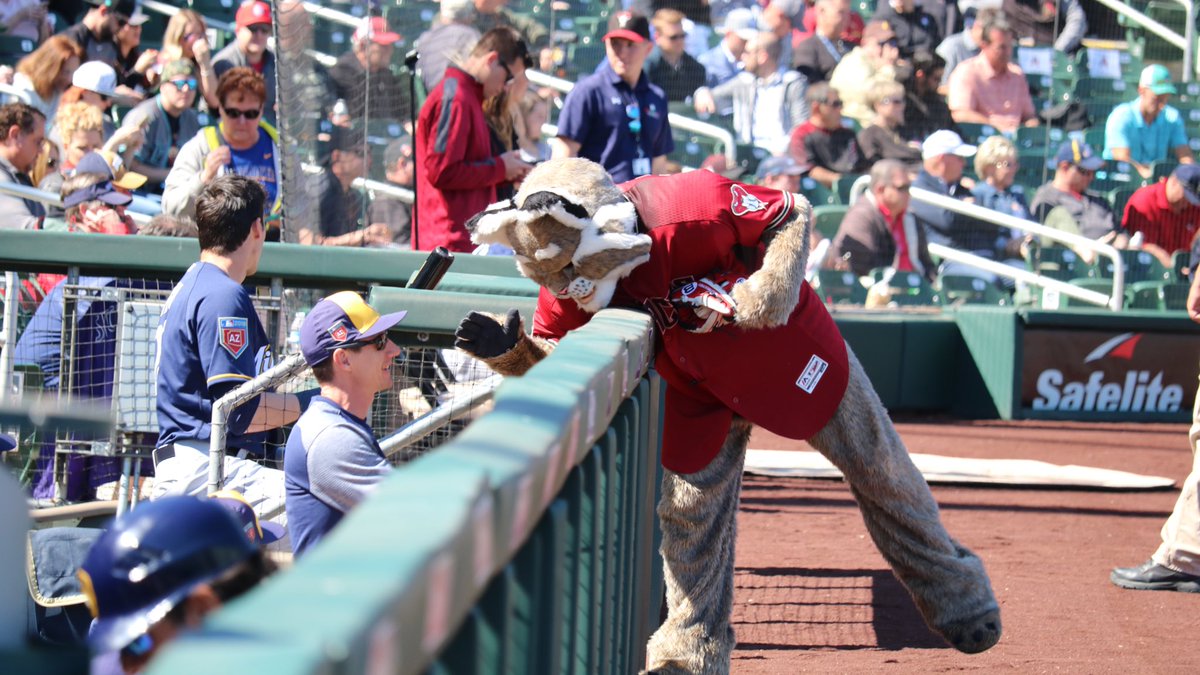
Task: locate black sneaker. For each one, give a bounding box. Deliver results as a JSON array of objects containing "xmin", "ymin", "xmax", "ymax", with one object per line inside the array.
[{"xmin": 1111, "ymin": 560, "xmax": 1200, "ymax": 592}]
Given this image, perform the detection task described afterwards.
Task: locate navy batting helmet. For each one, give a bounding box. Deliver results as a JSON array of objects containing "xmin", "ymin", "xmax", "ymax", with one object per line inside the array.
[{"xmin": 77, "ymin": 496, "xmax": 257, "ymax": 652}]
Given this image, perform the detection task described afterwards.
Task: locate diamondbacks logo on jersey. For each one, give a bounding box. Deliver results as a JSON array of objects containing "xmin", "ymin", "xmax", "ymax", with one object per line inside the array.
[
  {"xmin": 328, "ymin": 320, "xmax": 350, "ymax": 343},
  {"xmin": 730, "ymin": 185, "xmax": 766, "ymax": 216},
  {"xmin": 217, "ymin": 317, "xmax": 249, "ymax": 358}
]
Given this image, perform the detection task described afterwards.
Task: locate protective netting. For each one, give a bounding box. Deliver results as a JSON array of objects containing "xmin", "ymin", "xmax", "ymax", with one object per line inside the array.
[{"xmin": 1, "ymin": 267, "xmax": 496, "ymax": 505}]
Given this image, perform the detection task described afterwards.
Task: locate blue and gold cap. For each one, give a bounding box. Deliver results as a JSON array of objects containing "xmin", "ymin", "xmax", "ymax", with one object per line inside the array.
[
  {"xmin": 210, "ymin": 489, "xmax": 285, "ymax": 545},
  {"xmin": 78, "ymin": 497, "xmax": 256, "ymax": 653},
  {"xmin": 299, "ymin": 291, "xmax": 406, "ymax": 366},
  {"xmin": 1050, "ymin": 138, "xmax": 1104, "ymax": 171}
]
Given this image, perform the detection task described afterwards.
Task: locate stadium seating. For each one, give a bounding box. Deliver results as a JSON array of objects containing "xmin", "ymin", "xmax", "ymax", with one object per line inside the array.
[
  {"xmin": 812, "ymin": 204, "xmax": 848, "ymax": 240},
  {"xmin": 1060, "ymin": 277, "xmax": 1120, "ymax": 308},
  {"xmin": 1127, "ymin": 280, "xmax": 1190, "ymax": 310},
  {"xmin": 1090, "ymin": 249, "xmax": 1173, "ymax": 284},
  {"xmin": 800, "ymin": 176, "xmax": 835, "ymax": 207},
  {"xmin": 869, "ymin": 269, "xmax": 941, "ymax": 306},
  {"xmin": 834, "ymin": 174, "xmax": 862, "ymax": 205},
  {"xmin": 939, "ymin": 274, "xmax": 1012, "ymax": 307},
  {"xmin": 1108, "ymin": 185, "xmax": 1139, "ymax": 219},
  {"xmin": 1170, "ymin": 250, "xmax": 1192, "ymax": 281},
  {"xmin": 1027, "ymin": 245, "xmax": 1091, "ymax": 281},
  {"xmin": 0, "ymin": 35, "xmax": 36, "ymax": 65},
  {"xmin": 812, "ymin": 269, "xmax": 866, "ymax": 305}
]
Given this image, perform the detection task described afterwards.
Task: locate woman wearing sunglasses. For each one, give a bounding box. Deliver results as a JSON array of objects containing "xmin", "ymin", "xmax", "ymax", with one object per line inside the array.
[{"xmin": 162, "ymin": 67, "xmax": 282, "ymax": 229}]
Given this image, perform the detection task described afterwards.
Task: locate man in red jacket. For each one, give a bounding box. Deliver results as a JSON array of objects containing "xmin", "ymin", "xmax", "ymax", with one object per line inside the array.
[{"xmin": 413, "ymin": 26, "xmax": 533, "ymax": 251}]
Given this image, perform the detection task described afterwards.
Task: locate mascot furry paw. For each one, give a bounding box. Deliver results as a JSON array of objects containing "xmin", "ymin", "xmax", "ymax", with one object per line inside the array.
[{"xmin": 455, "ymin": 158, "xmax": 1001, "ymax": 672}]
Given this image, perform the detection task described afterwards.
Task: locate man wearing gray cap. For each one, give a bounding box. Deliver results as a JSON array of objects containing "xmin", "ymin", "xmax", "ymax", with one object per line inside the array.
[
  {"xmin": 755, "ymin": 155, "xmax": 807, "ymax": 194},
  {"xmin": 415, "ymin": 0, "xmax": 480, "ymax": 91}
]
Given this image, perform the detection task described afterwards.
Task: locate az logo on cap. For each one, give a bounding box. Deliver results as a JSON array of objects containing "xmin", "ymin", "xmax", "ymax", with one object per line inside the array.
[{"xmin": 328, "ymin": 320, "xmax": 350, "ymax": 343}]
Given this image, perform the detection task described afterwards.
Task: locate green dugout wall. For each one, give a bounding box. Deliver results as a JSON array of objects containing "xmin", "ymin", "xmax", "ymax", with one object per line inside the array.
[{"xmin": 842, "ymin": 306, "xmax": 1200, "ymax": 422}]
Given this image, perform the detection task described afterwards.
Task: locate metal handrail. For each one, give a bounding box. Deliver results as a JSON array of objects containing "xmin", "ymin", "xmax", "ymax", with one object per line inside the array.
[
  {"xmin": 928, "ymin": 244, "xmax": 1111, "ymax": 307},
  {"xmin": 301, "ymin": 1, "xmax": 360, "ymax": 28},
  {"xmin": 0, "ymin": 182, "xmax": 152, "ymax": 226},
  {"xmin": 209, "ymin": 353, "xmax": 307, "ymax": 495},
  {"xmin": 909, "ymin": 187, "xmax": 1125, "ymax": 310},
  {"xmin": 1090, "ymin": 0, "xmax": 1196, "ymax": 81},
  {"xmin": 142, "ymin": 0, "xmax": 234, "ymax": 34},
  {"xmin": 527, "ymin": 70, "xmax": 738, "ymax": 165}
]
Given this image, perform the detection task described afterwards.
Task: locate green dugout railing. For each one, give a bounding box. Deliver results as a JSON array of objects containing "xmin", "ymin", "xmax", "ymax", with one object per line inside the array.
[
  {"xmin": 2, "ymin": 232, "xmax": 661, "ymax": 673},
  {"xmin": 147, "ymin": 305, "xmax": 665, "ymax": 675},
  {"xmin": 0, "ymin": 230, "xmax": 527, "ymax": 286}
]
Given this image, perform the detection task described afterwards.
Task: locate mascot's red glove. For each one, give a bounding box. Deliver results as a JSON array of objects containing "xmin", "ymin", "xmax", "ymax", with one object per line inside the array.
[{"xmin": 669, "ymin": 273, "xmax": 746, "ymax": 333}]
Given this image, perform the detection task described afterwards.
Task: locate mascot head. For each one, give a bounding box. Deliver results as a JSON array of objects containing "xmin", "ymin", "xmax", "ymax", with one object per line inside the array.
[{"xmin": 469, "ymin": 158, "xmax": 653, "ymax": 313}]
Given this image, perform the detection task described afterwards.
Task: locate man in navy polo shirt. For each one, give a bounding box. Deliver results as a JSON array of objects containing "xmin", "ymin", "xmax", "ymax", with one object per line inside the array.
[
  {"xmin": 153, "ymin": 175, "xmax": 309, "ymax": 525},
  {"xmin": 284, "ymin": 291, "xmax": 405, "ymax": 556},
  {"xmin": 551, "ymin": 11, "xmax": 674, "ymax": 182}
]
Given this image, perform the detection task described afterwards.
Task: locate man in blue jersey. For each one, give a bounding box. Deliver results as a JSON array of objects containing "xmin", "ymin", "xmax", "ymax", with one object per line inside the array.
[
  {"xmin": 284, "ymin": 291, "xmax": 404, "ymax": 556},
  {"xmin": 153, "ymin": 174, "xmax": 306, "ymax": 526},
  {"xmin": 550, "ymin": 11, "xmax": 674, "ymax": 182}
]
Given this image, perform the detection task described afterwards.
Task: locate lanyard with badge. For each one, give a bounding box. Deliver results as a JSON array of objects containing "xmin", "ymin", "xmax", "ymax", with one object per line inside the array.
[{"xmin": 625, "ymin": 94, "xmax": 651, "ymax": 177}]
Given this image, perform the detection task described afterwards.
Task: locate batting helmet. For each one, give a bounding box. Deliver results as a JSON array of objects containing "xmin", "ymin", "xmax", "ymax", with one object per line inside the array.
[{"xmin": 77, "ymin": 496, "xmax": 257, "ymax": 652}]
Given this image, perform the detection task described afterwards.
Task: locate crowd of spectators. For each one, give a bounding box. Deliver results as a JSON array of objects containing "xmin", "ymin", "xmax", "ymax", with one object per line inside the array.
[{"xmin": 3, "ymin": 0, "xmax": 1197, "ymax": 287}]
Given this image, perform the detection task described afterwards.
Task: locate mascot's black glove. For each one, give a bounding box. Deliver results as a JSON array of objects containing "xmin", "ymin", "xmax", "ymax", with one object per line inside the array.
[{"xmin": 454, "ymin": 309, "xmax": 522, "ymax": 359}]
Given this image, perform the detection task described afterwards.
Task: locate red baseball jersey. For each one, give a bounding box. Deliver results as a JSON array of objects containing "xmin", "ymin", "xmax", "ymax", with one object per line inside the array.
[{"xmin": 533, "ymin": 171, "xmax": 849, "ymax": 474}]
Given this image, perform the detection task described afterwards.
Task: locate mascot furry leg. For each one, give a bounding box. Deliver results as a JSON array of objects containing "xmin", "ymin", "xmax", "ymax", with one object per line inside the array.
[{"xmin": 643, "ymin": 349, "xmax": 1000, "ymax": 675}]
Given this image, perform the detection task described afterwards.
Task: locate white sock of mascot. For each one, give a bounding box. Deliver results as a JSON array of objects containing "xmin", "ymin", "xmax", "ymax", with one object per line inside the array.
[{"xmin": 454, "ymin": 158, "xmax": 1001, "ymax": 674}]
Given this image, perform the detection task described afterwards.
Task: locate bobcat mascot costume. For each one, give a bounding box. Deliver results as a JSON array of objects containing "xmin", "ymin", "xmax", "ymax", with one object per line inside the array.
[{"xmin": 453, "ymin": 158, "xmax": 1001, "ymax": 674}]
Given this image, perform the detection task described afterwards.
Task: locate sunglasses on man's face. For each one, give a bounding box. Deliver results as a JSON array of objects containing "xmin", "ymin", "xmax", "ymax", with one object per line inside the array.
[
  {"xmin": 348, "ymin": 333, "xmax": 389, "ymax": 352},
  {"xmin": 500, "ymin": 61, "xmax": 514, "ymax": 84},
  {"xmin": 168, "ymin": 78, "xmax": 198, "ymax": 91},
  {"xmin": 247, "ymin": 25, "xmax": 271, "ymax": 36},
  {"xmin": 223, "ymin": 106, "xmax": 261, "ymax": 120}
]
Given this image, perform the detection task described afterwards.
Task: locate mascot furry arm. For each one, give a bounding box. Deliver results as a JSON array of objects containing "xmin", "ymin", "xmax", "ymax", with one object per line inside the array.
[{"xmin": 453, "ymin": 157, "xmax": 813, "ymax": 372}]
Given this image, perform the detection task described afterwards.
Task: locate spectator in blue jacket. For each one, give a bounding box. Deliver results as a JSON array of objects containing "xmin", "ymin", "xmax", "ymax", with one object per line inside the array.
[{"xmin": 698, "ymin": 7, "xmax": 757, "ymax": 89}]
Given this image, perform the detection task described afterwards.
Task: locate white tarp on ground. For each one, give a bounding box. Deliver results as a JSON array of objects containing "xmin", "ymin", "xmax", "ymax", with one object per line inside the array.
[{"xmin": 744, "ymin": 449, "xmax": 1176, "ymax": 490}]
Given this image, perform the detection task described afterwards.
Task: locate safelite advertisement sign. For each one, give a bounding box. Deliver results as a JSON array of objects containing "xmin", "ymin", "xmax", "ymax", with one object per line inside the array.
[{"xmin": 1022, "ymin": 330, "xmax": 1200, "ymax": 418}]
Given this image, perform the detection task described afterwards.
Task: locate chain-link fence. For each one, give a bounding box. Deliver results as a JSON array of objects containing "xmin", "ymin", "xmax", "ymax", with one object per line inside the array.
[{"xmin": 1, "ymin": 249, "xmax": 509, "ymax": 508}]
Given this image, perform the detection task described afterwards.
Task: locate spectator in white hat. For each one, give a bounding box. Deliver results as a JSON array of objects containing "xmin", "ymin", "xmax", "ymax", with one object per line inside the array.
[
  {"xmin": 697, "ymin": 7, "xmax": 757, "ymax": 89},
  {"xmin": 50, "ymin": 61, "xmax": 144, "ymax": 159},
  {"xmin": 910, "ymin": 129, "xmax": 975, "ymax": 248}
]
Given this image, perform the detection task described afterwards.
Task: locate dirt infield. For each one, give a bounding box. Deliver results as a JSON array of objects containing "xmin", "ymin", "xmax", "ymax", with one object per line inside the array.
[{"xmin": 733, "ymin": 418, "xmax": 1198, "ymax": 674}]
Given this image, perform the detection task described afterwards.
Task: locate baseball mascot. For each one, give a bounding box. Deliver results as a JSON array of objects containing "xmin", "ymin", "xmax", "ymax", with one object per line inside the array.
[{"xmin": 453, "ymin": 158, "xmax": 1001, "ymax": 674}]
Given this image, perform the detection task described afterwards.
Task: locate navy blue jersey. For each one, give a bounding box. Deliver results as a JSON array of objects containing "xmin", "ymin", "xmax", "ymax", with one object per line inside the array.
[
  {"xmin": 555, "ymin": 61, "xmax": 673, "ymax": 183},
  {"xmin": 155, "ymin": 262, "xmax": 271, "ymax": 453}
]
